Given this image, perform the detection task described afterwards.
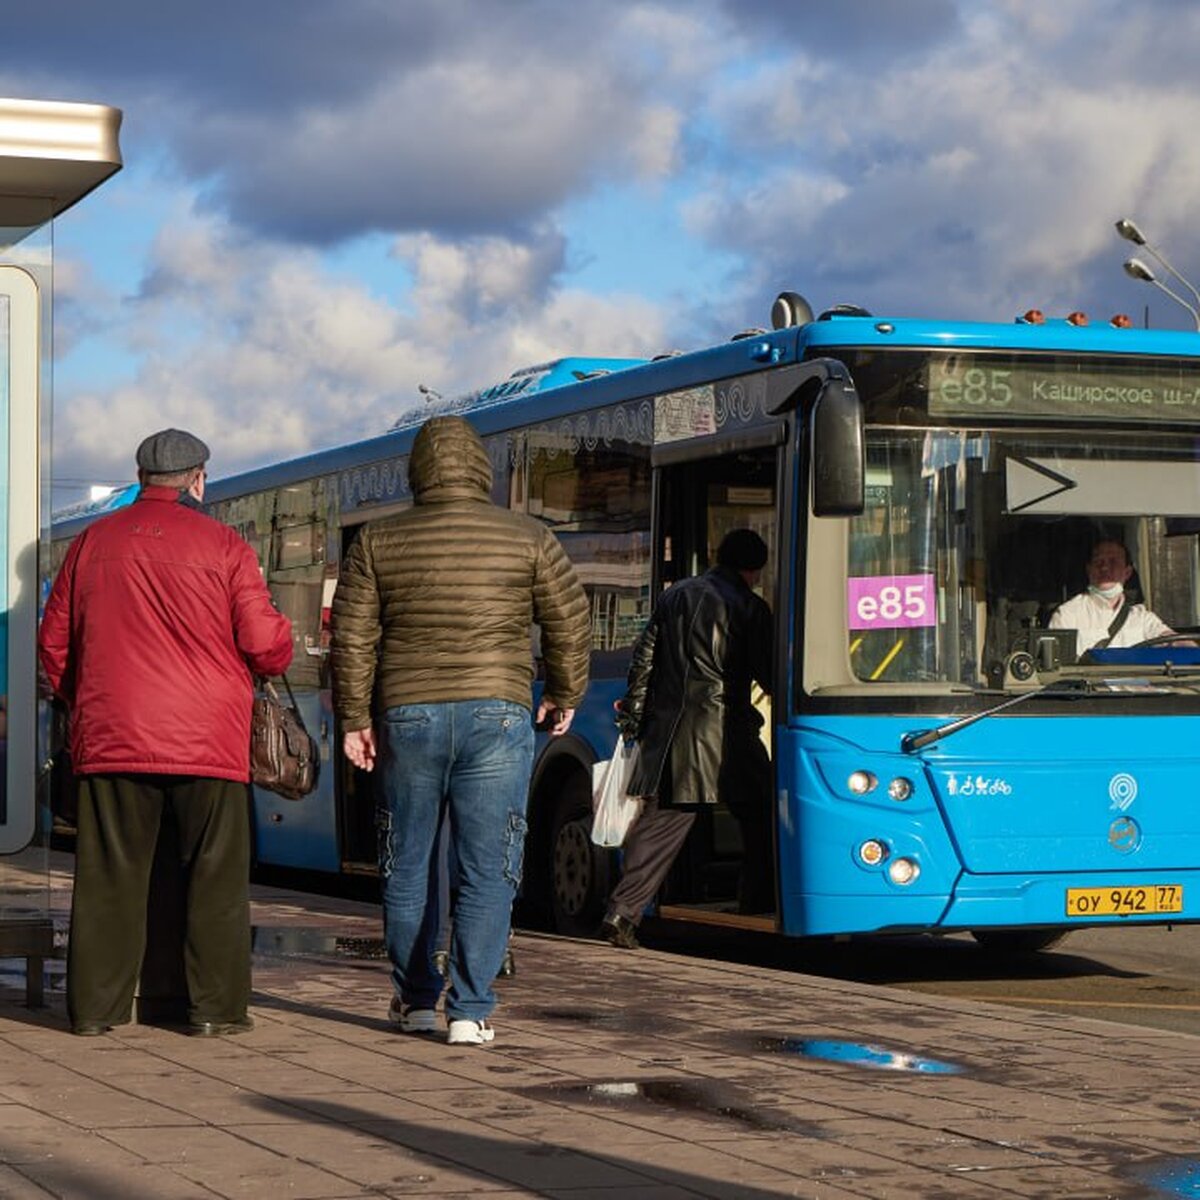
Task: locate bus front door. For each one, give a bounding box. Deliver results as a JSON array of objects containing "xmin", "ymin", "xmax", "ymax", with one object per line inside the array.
[{"xmin": 649, "ymin": 438, "xmax": 781, "ymax": 930}]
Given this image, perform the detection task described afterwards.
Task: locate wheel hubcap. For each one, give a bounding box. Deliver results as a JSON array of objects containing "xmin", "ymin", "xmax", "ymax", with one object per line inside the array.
[{"xmin": 553, "ymin": 818, "xmax": 592, "ymax": 917}]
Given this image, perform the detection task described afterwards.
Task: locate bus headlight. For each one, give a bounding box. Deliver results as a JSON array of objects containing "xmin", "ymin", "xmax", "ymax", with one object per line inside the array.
[
  {"xmin": 888, "ymin": 857, "xmax": 920, "ymax": 885},
  {"xmin": 887, "ymin": 777, "xmax": 914, "ymax": 801},
  {"xmin": 858, "ymin": 839, "xmax": 888, "ymax": 867},
  {"xmin": 848, "ymin": 770, "xmax": 878, "ymax": 795}
]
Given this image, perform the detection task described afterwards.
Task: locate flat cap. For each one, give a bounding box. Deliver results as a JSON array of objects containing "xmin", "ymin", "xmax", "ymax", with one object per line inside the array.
[{"xmin": 136, "ymin": 428, "xmax": 210, "ymax": 474}]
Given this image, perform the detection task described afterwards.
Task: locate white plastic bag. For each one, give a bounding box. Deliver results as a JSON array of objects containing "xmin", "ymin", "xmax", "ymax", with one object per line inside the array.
[{"xmin": 590, "ymin": 737, "xmax": 642, "ymax": 847}]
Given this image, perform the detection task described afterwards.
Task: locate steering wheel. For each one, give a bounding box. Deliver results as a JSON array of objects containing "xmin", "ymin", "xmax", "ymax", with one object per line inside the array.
[{"xmin": 1132, "ymin": 632, "xmax": 1199, "ymax": 648}]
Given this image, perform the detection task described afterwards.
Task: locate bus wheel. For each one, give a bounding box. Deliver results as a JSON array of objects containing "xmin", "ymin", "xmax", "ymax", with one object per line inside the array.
[
  {"xmin": 970, "ymin": 928, "xmax": 1069, "ymax": 954},
  {"xmin": 549, "ymin": 774, "xmax": 613, "ymax": 937}
]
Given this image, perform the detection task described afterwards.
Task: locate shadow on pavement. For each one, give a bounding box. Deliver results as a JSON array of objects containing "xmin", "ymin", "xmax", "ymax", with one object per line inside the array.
[
  {"xmin": 249, "ymin": 1092, "xmax": 855, "ymax": 1198},
  {"xmin": 635, "ymin": 919, "xmax": 1146, "ymax": 984}
]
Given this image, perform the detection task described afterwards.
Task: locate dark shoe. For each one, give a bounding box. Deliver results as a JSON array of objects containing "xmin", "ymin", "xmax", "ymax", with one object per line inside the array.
[
  {"xmin": 602, "ymin": 914, "xmax": 640, "ymax": 949},
  {"xmin": 189, "ymin": 1016, "xmax": 254, "ymax": 1037},
  {"xmin": 71, "ymin": 1021, "xmax": 112, "ymax": 1037},
  {"xmin": 387, "ymin": 997, "xmax": 440, "ymax": 1034}
]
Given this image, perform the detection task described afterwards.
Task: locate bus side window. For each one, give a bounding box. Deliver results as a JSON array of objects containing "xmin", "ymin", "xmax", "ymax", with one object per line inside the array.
[
  {"xmin": 518, "ymin": 408, "xmax": 653, "ymax": 675},
  {"xmin": 267, "ymin": 480, "xmax": 330, "ymax": 690}
]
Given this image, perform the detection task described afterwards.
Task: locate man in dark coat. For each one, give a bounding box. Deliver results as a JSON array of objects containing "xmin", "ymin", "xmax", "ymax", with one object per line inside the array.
[{"xmin": 602, "ymin": 529, "xmax": 774, "ymax": 948}]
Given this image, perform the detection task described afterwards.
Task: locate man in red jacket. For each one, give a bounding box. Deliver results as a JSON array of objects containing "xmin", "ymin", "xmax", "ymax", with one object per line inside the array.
[{"xmin": 39, "ymin": 428, "xmax": 292, "ymax": 1037}]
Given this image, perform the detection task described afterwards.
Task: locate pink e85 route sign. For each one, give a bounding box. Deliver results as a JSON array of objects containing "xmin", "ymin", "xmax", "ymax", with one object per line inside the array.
[{"xmin": 848, "ymin": 574, "xmax": 937, "ymax": 630}]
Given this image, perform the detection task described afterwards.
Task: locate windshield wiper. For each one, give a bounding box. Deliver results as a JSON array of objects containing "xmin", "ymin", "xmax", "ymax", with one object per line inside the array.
[{"xmin": 900, "ymin": 680, "xmax": 1088, "ymax": 754}]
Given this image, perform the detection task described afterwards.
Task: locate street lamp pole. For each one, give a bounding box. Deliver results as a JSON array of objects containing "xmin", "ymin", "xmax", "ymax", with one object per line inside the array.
[
  {"xmin": 1122, "ymin": 257, "xmax": 1200, "ymax": 331},
  {"xmin": 1116, "ymin": 218, "xmax": 1200, "ymax": 330}
]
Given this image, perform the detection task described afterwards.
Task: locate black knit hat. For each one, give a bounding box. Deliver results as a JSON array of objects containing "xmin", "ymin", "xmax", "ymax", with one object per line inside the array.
[{"xmin": 717, "ymin": 529, "xmax": 768, "ymax": 571}]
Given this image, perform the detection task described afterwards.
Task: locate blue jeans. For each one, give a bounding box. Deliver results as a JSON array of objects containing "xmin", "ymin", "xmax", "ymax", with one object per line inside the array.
[{"xmin": 377, "ymin": 699, "xmax": 533, "ymax": 1022}]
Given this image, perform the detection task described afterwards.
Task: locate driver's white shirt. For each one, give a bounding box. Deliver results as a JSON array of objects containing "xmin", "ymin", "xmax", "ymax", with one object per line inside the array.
[{"xmin": 1049, "ymin": 592, "xmax": 1172, "ymax": 657}]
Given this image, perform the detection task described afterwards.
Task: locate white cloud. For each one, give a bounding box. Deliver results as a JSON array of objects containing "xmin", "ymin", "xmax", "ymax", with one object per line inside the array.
[
  {"xmin": 53, "ymin": 213, "xmax": 670, "ymax": 501},
  {"xmin": 24, "ymin": 0, "xmax": 1200, "ymax": 508},
  {"xmin": 683, "ymin": 1, "xmax": 1200, "ymax": 322},
  {"xmin": 629, "ymin": 105, "xmax": 684, "ymax": 181},
  {"xmin": 396, "ymin": 230, "xmax": 567, "ymax": 326}
]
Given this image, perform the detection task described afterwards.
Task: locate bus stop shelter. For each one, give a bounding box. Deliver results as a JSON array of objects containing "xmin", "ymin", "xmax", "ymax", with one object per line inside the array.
[{"xmin": 0, "ymin": 96, "xmax": 121, "ymax": 1002}]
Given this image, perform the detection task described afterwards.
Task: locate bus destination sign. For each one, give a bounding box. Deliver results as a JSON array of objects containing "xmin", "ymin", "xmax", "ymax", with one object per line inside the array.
[{"xmin": 928, "ymin": 354, "xmax": 1200, "ymax": 424}]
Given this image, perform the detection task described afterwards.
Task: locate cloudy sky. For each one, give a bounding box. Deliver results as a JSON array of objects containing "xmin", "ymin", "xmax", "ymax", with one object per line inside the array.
[{"xmin": 6, "ymin": 0, "xmax": 1200, "ymax": 504}]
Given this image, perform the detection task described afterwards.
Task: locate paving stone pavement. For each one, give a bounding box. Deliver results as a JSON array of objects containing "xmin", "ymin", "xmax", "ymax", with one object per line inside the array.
[{"xmin": 2, "ymin": 874, "xmax": 1199, "ymax": 1199}]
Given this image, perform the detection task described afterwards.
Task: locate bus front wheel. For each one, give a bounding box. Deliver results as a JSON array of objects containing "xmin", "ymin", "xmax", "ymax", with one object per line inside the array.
[{"xmin": 970, "ymin": 928, "xmax": 1069, "ymax": 954}]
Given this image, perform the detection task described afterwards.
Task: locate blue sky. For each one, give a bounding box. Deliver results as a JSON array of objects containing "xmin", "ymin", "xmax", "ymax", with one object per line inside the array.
[{"xmin": 6, "ymin": 0, "xmax": 1200, "ymax": 503}]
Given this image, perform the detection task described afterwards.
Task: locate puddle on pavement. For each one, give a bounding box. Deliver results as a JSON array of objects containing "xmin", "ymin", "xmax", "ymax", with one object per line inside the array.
[
  {"xmin": 763, "ymin": 1037, "xmax": 965, "ymax": 1075},
  {"xmin": 1131, "ymin": 1156, "xmax": 1200, "ymax": 1197},
  {"xmin": 521, "ymin": 1078, "xmax": 815, "ymax": 1134},
  {"xmin": 252, "ymin": 926, "xmax": 386, "ymax": 960}
]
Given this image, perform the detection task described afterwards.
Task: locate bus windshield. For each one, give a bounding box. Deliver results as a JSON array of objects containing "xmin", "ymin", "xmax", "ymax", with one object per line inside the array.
[{"xmin": 808, "ymin": 425, "xmax": 1200, "ymax": 699}]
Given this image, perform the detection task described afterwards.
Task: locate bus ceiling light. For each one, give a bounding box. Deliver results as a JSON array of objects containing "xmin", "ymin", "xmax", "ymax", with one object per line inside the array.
[
  {"xmin": 858, "ymin": 839, "xmax": 888, "ymax": 867},
  {"xmin": 888, "ymin": 857, "xmax": 920, "ymax": 885},
  {"xmin": 1021, "ymin": 308, "xmax": 1046, "ymax": 325},
  {"xmin": 1110, "ymin": 313, "xmax": 1133, "ymax": 328},
  {"xmin": 1066, "ymin": 311, "xmax": 1089, "ymax": 326},
  {"xmin": 847, "ymin": 770, "xmax": 878, "ymax": 795},
  {"xmin": 887, "ymin": 777, "xmax": 914, "ymax": 801}
]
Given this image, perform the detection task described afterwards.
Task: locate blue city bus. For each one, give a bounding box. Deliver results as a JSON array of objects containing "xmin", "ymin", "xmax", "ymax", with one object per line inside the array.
[{"xmin": 50, "ymin": 294, "xmax": 1200, "ymax": 950}]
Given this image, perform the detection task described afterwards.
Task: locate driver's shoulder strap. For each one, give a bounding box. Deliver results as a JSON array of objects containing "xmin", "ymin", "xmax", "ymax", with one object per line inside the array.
[{"xmin": 1092, "ymin": 598, "xmax": 1132, "ymax": 651}]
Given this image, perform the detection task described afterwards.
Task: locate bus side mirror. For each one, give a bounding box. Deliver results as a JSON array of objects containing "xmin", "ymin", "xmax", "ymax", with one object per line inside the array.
[
  {"xmin": 765, "ymin": 357, "xmax": 865, "ymax": 516},
  {"xmin": 811, "ymin": 377, "xmax": 864, "ymax": 517}
]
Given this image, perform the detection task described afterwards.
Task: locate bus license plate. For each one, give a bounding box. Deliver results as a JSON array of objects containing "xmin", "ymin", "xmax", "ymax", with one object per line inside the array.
[{"xmin": 1065, "ymin": 884, "xmax": 1183, "ymax": 918}]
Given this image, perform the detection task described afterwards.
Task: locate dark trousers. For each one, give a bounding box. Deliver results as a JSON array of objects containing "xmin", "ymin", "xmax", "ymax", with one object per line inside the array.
[
  {"xmin": 724, "ymin": 738, "xmax": 775, "ymax": 914},
  {"xmin": 605, "ymin": 797, "xmax": 696, "ymax": 925},
  {"xmin": 68, "ymin": 773, "xmax": 251, "ymax": 1029}
]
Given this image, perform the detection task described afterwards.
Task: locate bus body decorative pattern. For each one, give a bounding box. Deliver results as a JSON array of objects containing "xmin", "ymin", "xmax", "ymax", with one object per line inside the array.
[{"xmin": 339, "ymin": 455, "xmax": 411, "ymax": 511}]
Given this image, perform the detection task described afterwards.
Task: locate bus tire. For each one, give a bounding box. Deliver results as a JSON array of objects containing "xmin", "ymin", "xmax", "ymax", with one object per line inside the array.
[
  {"xmin": 970, "ymin": 928, "xmax": 1069, "ymax": 954},
  {"xmin": 541, "ymin": 771, "xmax": 613, "ymax": 937}
]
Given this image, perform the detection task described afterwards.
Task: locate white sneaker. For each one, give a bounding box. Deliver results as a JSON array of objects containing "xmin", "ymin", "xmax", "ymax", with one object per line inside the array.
[
  {"xmin": 447, "ymin": 1017, "xmax": 495, "ymax": 1045},
  {"xmin": 387, "ymin": 997, "xmax": 439, "ymax": 1034}
]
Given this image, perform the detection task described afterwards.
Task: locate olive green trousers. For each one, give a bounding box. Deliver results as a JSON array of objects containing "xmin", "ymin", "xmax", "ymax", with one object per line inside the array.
[{"xmin": 68, "ymin": 774, "xmax": 251, "ymax": 1030}]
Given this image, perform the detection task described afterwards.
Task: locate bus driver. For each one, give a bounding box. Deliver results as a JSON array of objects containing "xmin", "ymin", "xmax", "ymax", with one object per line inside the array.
[{"xmin": 1049, "ymin": 539, "xmax": 1177, "ymax": 657}]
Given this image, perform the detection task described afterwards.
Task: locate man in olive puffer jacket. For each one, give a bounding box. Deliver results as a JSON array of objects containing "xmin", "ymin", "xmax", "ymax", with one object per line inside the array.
[{"xmin": 331, "ymin": 415, "xmax": 589, "ymax": 1045}]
